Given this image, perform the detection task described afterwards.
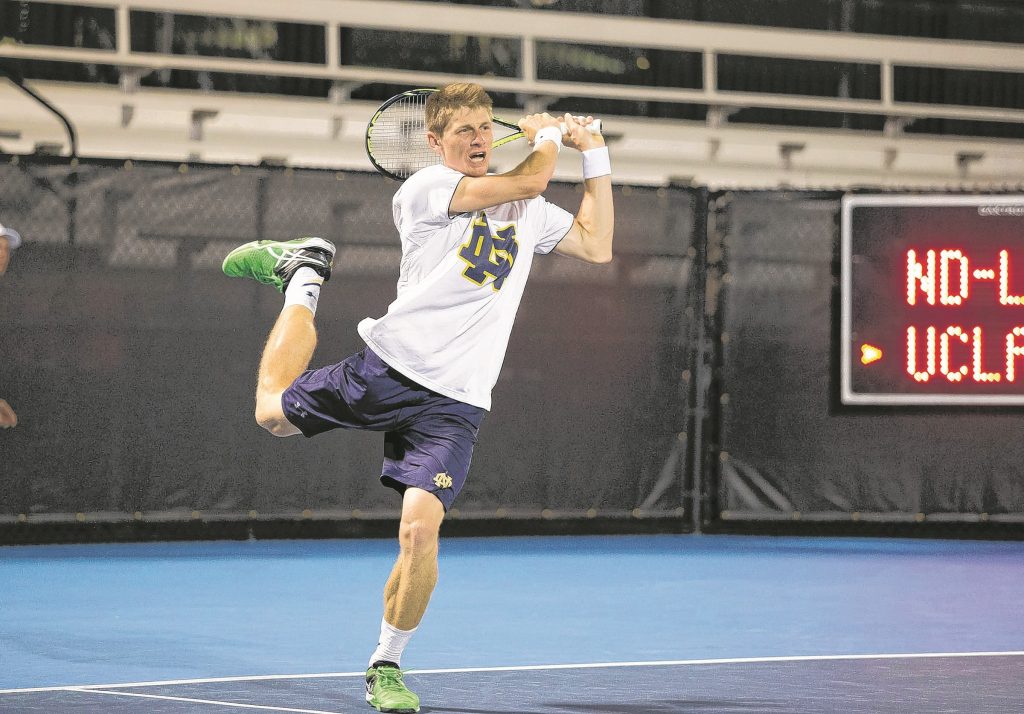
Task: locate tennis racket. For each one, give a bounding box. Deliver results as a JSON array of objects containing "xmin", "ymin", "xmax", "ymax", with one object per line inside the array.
[{"xmin": 365, "ymin": 88, "xmax": 602, "ymax": 181}]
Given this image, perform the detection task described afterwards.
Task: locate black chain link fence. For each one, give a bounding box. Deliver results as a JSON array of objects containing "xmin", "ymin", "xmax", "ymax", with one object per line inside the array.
[
  {"xmin": 5, "ymin": 158, "xmax": 1020, "ymax": 544},
  {"xmin": 0, "ymin": 157, "xmax": 696, "ymax": 542}
]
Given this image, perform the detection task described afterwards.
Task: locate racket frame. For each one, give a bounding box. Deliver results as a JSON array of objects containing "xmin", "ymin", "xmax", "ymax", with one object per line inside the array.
[
  {"xmin": 365, "ymin": 88, "xmax": 599, "ymax": 181},
  {"xmin": 364, "ymin": 88, "xmax": 437, "ymax": 182}
]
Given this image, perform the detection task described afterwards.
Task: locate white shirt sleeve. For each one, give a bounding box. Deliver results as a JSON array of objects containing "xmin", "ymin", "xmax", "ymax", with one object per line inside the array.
[
  {"xmin": 395, "ymin": 165, "xmax": 465, "ymax": 243},
  {"xmin": 531, "ymin": 195, "xmax": 575, "ymax": 255}
]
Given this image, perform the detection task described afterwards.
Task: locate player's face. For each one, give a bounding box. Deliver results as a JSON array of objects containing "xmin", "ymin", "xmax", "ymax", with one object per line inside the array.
[{"xmin": 433, "ymin": 106, "xmax": 493, "ymax": 177}]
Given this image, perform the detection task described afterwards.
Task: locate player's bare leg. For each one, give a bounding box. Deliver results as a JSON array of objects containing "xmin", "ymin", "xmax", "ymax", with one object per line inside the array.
[
  {"xmin": 386, "ymin": 488, "xmax": 445, "ymax": 629},
  {"xmin": 221, "ymin": 236, "xmax": 336, "ymax": 437},
  {"xmin": 254, "ymin": 305, "xmax": 317, "ymax": 436},
  {"xmin": 366, "ymin": 488, "xmax": 444, "ymax": 712}
]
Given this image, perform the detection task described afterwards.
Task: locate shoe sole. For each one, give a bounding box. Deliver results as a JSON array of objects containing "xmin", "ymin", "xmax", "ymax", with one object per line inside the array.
[{"xmin": 365, "ymin": 691, "xmax": 419, "ymax": 713}]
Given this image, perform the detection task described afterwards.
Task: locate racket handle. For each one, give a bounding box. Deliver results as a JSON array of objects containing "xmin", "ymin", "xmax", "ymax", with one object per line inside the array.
[{"xmin": 559, "ymin": 119, "xmax": 603, "ymax": 136}]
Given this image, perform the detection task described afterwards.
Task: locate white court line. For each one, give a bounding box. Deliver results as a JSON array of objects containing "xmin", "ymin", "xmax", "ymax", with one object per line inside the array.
[
  {"xmin": 3, "ymin": 650, "xmax": 1024, "ymax": 695},
  {"xmin": 404, "ymin": 650, "xmax": 1024, "ymax": 676},
  {"xmin": 70, "ymin": 688, "xmax": 346, "ymax": 713},
  {"xmin": 0, "ymin": 672, "xmax": 367, "ymax": 695}
]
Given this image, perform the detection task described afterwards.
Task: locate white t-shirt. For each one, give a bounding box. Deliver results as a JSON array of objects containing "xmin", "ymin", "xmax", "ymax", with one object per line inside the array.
[{"xmin": 357, "ymin": 163, "xmax": 574, "ymax": 410}]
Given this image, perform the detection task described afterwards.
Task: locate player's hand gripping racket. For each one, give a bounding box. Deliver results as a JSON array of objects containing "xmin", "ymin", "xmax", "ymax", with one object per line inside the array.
[{"xmin": 365, "ymin": 88, "xmax": 602, "ymax": 181}]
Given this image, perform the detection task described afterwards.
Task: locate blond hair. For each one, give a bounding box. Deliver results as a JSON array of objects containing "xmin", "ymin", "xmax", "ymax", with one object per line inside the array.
[{"xmin": 425, "ymin": 83, "xmax": 493, "ymax": 136}]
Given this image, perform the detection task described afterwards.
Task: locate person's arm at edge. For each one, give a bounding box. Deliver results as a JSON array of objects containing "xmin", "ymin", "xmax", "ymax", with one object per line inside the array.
[{"xmin": 0, "ymin": 398, "xmax": 17, "ymax": 428}]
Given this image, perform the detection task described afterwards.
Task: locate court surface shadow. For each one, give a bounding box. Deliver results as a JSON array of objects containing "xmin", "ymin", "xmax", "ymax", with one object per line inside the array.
[
  {"xmin": 420, "ymin": 708, "xmax": 548, "ymax": 714},
  {"xmin": 421, "ymin": 700, "xmax": 784, "ymax": 714},
  {"xmin": 544, "ymin": 701, "xmax": 786, "ymax": 713}
]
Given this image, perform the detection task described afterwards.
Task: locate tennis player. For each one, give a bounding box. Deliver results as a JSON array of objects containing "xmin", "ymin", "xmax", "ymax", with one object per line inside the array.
[{"xmin": 222, "ymin": 82, "xmax": 613, "ymax": 713}]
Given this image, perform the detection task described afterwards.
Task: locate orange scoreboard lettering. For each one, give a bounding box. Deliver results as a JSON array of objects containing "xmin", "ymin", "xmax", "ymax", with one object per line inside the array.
[{"xmin": 841, "ymin": 195, "xmax": 1024, "ymax": 405}]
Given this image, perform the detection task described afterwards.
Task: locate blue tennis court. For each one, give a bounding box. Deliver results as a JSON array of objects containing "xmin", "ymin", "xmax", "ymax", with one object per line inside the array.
[{"xmin": 2, "ymin": 534, "xmax": 1022, "ymax": 712}]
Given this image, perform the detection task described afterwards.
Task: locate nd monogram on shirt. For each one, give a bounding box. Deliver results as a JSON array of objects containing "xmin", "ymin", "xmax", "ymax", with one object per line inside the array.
[{"xmin": 458, "ymin": 214, "xmax": 520, "ymax": 291}]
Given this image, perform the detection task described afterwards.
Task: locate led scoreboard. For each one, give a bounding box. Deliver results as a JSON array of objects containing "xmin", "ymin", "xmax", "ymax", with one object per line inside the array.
[{"xmin": 841, "ymin": 195, "xmax": 1024, "ymax": 405}]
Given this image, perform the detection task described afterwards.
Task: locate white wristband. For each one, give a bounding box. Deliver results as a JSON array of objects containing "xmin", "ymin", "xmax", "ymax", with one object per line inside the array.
[
  {"xmin": 582, "ymin": 146, "xmax": 611, "ymax": 179},
  {"xmin": 532, "ymin": 126, "xmax": 562, "ymax": 153}
]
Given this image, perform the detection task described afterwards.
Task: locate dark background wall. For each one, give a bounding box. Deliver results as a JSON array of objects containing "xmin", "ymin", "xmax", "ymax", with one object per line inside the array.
[
  {"xmin": 0, "ymin": 159, "xmax": 694, "ymax": 533},
  {"xmin": 3, "ymin": 158, "xmax": 1023, "ymax": 544}
]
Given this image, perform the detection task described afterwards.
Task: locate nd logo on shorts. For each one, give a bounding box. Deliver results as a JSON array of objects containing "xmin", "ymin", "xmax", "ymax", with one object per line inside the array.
[{"xmin": 433, "ymin": 472, "xmax": 453, "ymax": 489}]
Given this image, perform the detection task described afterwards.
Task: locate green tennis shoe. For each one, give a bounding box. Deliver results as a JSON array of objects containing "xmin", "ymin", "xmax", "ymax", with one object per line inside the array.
[
  {"xmin": 221, "ymin": 236, "xmax": 335, "ymax": 292},
  {"xmin": 365, "ymin": 663, "xmax": 420, "ymax": 713}
]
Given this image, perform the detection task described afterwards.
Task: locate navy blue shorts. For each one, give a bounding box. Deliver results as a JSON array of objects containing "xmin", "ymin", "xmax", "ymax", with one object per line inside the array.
[{"xmin": 281, "ymin": 348, "xmax": 484, "ymax": 510}]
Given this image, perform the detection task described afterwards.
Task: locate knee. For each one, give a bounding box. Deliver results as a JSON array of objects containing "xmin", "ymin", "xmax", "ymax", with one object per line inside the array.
[
  {"xmin": 398, "ymin": 518, "xmax": 440, "ymax": 558},
  {"xmin": 254, "ymin": 401, "xmax": 294, "ymax": 437},
  {"xmin": 257, "ymin": 416, "xmax": 293, "ymax": 437}
]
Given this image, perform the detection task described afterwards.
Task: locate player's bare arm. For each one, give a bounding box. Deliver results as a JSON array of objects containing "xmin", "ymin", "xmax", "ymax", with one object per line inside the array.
[
  {"xmin": 554, "ymin": 114, "xmax": 615, "ymax": 264},
  {"xmin": 447, "ymin": 112, "xmax": 563, "ymax": 215}
]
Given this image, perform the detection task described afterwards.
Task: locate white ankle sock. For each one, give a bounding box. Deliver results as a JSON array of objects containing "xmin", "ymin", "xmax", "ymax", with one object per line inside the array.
[
  {"xmin": 283, "ymin": 266, "xmax": 324, "ymax": 316},
  {"xmin": 368, "ymin": 618, "xmax": 417, "ymax": 668}
]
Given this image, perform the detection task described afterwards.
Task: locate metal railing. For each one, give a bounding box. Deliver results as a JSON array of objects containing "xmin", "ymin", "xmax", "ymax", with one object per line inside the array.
[
  {"xmin": 2, "ymin": 0, "xmax": 1024, "ymax": 188},
  {"xmin": 2, "ymin": 0, "xmax": 1024, "ymax": 124}
]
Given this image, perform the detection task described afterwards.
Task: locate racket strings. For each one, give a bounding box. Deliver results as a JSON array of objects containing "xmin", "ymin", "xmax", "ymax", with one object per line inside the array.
[{"xmin": 367, "ymin": 94, "xmax": 439, "ymax": 180}]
